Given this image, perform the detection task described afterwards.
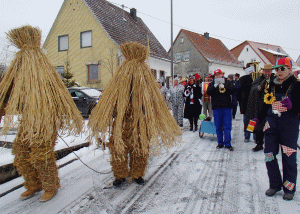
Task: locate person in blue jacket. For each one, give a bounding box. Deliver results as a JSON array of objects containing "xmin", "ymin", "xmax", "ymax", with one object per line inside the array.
[
  {"xmin": 207, "ymin": 69, "xmax": 234, "ymax": 151},
  {"xmin": 255, "ymin": 57, "xmax": 300, "ymax": 200}
]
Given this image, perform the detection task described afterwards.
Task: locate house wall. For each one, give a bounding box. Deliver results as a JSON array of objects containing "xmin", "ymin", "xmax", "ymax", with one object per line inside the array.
[
  {"xmin": 209, "ymin": 63, "xmax": 244, "ymax": 76},
  {"xmin": 172, "ymin": 31, "xmax": 209, "ymax": 78},
  {"xmin": 149, "ymin": 57, "xmax": 171, "ymax": 80},
  {"xmin": 43, "ymin": 0, "xmax": 118, "ymax": 89},
  {"xmin": 237, "ymin": 45, "xmax": 265, "ymax": 69}
]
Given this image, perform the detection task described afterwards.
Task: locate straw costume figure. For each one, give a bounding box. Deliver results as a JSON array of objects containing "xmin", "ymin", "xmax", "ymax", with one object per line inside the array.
[
  {"xmin": 0, "ymin": 26, "xmax": 83, "ymax": 202},
  {"xmin": 88, "ymin": 41, "xmax": 181, "ymax": 186}
]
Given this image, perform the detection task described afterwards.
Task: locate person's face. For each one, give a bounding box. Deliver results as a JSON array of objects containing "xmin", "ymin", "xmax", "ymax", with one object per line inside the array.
[
  {"xmin": 262, "ymin": 69, "xmax": 272, "ymax": 79},
  {"xmin": 174, "ymin": 79, "xmax": 179, "ymax": 85},
  {"xmin": 189, "ymin": 79, "xmax": 195, "ymax": 85},
  {"xmin": 234, "ymin": 75, "xmax": 238, "ymax": 80},
  {"xmin": 215, "ymin": 73, "xmax": 222, "ymax": 78},
  {"xmin": 205, "ymin": 77, "xmax": 209, "ymax": 82},
  {"xmin": 228, "ymin": 77, "xmax": 232, "ymax": 81},
  {"xmin": 275, "ymin": 66, "xmax": 291, "ymax": 80}
]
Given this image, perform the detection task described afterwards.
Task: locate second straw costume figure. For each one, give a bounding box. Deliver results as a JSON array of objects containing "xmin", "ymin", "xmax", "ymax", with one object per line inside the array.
[
  {"xmin": 88, "ymin": 42, "xmax": 181, "ymax": 186},
  {"xmin": 0, "ymin": 26, "xmax": 83, "ymax": 202}
]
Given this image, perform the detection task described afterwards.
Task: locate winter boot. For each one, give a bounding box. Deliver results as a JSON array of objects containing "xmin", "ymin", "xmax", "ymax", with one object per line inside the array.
[
  {"xmin": 40, "ymin": 191, "xmax": 57, "ymax": 202},
  {"xmin": 134, "ymin": 177, "xmax": 145, "ymax": 185},
  {"xmin": 113, "ymin": 178, "xmax": 126, "ymax": 187},
  {"xmin": 252, "ymin": 144, "xmax": 263, "ymax": 152},
  {"xmin": 225, "ymin": 146, "xmax": 234, "ymax": 151},
  {"xmin": 216, "ymin": 144, "xmax": 224, "ymax": 149},
  {"xmin": 265, "ymin": 188, "xmax": 281, "ymax": 196},
  {"xmin": 20, "ymin": 188, "xmax": 42, "ymax": 200},
  {"xmin": 283, "ymin": 193, "xmax": 294, "ymax": 200}
]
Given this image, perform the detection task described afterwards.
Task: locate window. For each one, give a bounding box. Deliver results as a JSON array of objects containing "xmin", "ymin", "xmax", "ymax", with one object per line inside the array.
[
  {"xmin": 81, "ymin": 31, "xmax": 92, "ymax": 48},
  {"xmin": 251, "ymin": 58, "xmax": 256, "ymax": 62},
  {"xmin": 55, "ymin": 66, "xmax": 64, "ymax": 78},
  {"xmin": 246, "ymin": 48, "xmax": 248, "ymax": 51},
  {"xmin": 180, "ymin": 37, "xmax": 184, "ymax": 43},
  {"xmin": 184, "ymin": 52, "xmax": 190, "ymax": 61},
  {"xmin": 58, "ymin": 35, "xmax": 68, "ymax": 51},
  {"xmin": 87, "ymin": 64, "xmax": 99, "ymax": 82},
  {"xmin": 160, "ymin": 70, "xmax": 165, "ymax": 78},
  {"xmin": 151, "ymin": 69, "xmax": 157, "ymax": 79},
  {"xmin": 175, "ymin": 53, "xmax": 181, "ymax": 62},
  {"xmin": 277, "ymin": 48, "xmax": 281, "ymax": 53}
]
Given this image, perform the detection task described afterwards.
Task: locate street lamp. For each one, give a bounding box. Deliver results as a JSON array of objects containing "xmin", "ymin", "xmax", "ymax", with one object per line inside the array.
[{"xmin": 170, "ymin": 0, "xmax": 173, "ymax": 86}]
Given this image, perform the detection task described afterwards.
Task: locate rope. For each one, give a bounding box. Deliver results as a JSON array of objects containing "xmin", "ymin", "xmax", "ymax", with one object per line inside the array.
[{"xmin": 58, "ymin": 135, "xmax": 112, "ymax": 174}]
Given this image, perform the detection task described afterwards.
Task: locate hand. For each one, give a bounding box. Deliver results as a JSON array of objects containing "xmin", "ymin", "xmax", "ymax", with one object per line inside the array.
[
  {"xmin": 252, "ymin": 118, "xmax": 259, "ymax": 123},
  {"xmin": 214, "ymin": 84, "xmax": 218, "ymax": 88},
  {"xmin": 281, "ymin": 98, "xmax": 292, "ymax": 110}
]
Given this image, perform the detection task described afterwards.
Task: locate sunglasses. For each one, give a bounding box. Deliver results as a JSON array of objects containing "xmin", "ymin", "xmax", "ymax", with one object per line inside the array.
[{"xmin": 275, "ymin": 66, "xmax": 287, "ymax": 71}]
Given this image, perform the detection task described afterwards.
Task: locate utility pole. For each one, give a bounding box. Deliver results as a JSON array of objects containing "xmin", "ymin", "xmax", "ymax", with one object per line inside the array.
[{"xmin": 170, "ymin": 0, "xmax": 174, "ymax": 86}]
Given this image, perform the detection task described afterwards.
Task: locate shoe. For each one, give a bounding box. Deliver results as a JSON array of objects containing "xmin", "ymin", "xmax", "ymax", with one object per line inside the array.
[
  {"xmin": 134, "ymin": 177, "xmax": 145, "ymax": 185},
  {"xmin": 194, "ymin": 126, "xmax": 198, "ymax": 132},
  {"xmin": 190, "ymin": 127, "xmax": 193, "ymax": 131},
  {"xmin": 20, "ymin": 188, "xmax": 42, "ymax": 200},
  {"xmin": 283, "ymin": 193, "xmax": 294, "ymax": 200},
  {"xmin": 40, "ymin": 191, "xmax": 57, "ymax": 202},
  {"xmin": 252, "ymin": 145, "xmax": 263, "ymax": 152},
  {"xmin": 179, "ymin": 124, "xmax": 183, "ymax": 127},
  {"xmin": 216, "ymin": 144, "xmax": 224, "ymax": 149},
  {"xmin": 244, "ymin": 139, "xmax": 250, "ymax": 142},
  {"xmin": 113, "ymin": 178, "xmax": 126, "ymax": 187},
  {"xmin": 225, "ymin": 146, "xmax": 234, "ymax": 151},
  {"xmin": 265, "ymin": 188, "xmax": 281, "ymax": 196}
]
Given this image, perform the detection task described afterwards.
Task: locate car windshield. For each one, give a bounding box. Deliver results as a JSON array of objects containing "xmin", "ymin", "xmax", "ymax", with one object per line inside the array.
[{"xmin": 81, "ymin": 89, "xmax": 102, "ymax": 98}]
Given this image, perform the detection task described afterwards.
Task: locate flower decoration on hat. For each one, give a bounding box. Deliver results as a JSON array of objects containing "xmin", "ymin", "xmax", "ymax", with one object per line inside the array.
[{"xmin": 264, "ymin": 92, "xmax": 276, "ymax": 104}]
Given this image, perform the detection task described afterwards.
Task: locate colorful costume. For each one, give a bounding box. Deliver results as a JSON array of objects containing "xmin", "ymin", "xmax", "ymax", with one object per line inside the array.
[
  {"xmin": 170, "ymin": 84, "xmax": 185, "ymax": 127},
  {"xmin": 88, "ymin": 42, "xmax": 181, "ymax": 185},
  {"xmin": 0, "ymin": 26, "xmax": 83, "ymax": 201}
]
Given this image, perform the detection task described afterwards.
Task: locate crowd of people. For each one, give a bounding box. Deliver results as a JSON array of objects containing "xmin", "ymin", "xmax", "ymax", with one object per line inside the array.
[{"xmin": 161, "ymin": 57, "xmax": 300, "ymax": 200}]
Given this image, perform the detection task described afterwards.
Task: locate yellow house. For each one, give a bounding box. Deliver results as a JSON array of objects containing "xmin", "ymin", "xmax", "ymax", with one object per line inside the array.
[{"xmin": 43, "ymin": 0, "xmax": 171, "ymax": 89}]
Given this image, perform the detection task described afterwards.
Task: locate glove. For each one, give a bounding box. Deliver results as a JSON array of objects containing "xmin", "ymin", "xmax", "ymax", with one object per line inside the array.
[
  {"xmin": 281, "ymin": 98, "xmax": 292, "ymax": 110},
  {"xmin": 214, "ymin": 84, "xmax": 218, "ymax": 88}
]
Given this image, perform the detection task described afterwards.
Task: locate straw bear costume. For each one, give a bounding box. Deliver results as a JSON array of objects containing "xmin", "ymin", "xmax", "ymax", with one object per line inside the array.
[
  {"xmin": 88, "ymin": 41, "xmax": 181, "ymax": 183},
  {"xmin": 0, "ymin": 26, "xmax": 83, "ymax": 201}
]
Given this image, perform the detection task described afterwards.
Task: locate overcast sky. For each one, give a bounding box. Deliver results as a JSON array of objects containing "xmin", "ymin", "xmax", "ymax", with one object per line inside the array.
[{"xmin": 1, "ymin": 0, "xmax": 300, "ymax": 65}]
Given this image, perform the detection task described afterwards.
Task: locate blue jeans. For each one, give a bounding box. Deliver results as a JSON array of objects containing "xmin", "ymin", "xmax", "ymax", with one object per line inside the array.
[
  {"xmin": 243, "ymin": 114, "xmax": 256, "ymax": 140},
  {"xmin": 213, "ymin": 108, "xmax": 232, "ymax": 146}
]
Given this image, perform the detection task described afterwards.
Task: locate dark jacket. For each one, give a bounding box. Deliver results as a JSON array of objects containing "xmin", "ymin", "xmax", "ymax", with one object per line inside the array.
[
  {"xmin": 206, "ymin": 78, "xmax": 234, "ymax": 109},
  {"xmin": 238, "ymin": 74, "xmax": 253, "ymax": 114},
  {"xmin": 244, "ymin": 73, "xmax": 275, "ymax": 131},
  {"xmin": 258, "ymin": 75, "xmax": 300, "ymax": 122},
  {"xmin": 231, "ymin": 80, "xmax": 239, "ymax": 106},
  {"xmin": 183, "ymin": 84, "xmax": 202, "ymax": 118}
]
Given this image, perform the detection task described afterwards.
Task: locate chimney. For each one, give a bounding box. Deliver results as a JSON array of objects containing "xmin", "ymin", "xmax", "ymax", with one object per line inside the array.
[
  {"xmin": 130, "ymin": 8, "xmax": 137, "ymax": 21},
  {"xmin": 204, "ymin": 32, "xmax": 209, "ymax": 40}
]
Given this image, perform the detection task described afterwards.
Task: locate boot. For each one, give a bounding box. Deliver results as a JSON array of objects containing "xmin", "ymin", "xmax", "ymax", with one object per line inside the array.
[
  {"xmin": 194, "ymin": 118, "xmax": 198, "ymax": 132},
  {"xmin": 265, "ymin": 188, "xmax": 281, "ymax": 196},
  {"xmin": 283, "ymin": 193, "xmax": 294, "ymax": 200},
  {"xmin": 252, "ymin": 144, "xmax": 263, "ymax": 152},
  {"xmin": 20, "ymin": 188, "xmax": 42, "ymax": 200},
  {"xmin": 113, "ymin": 178, "xmax": 126, "ymax": 187},
  {"xmin": 189, "ymin": 119, "xmax": 193, "ymax": 131},
  {"xmin": 40, "ymin": 191, "xmax": 57, "ymax": 202},
  {"xmin": 134, "ymin": 177, "xmax": 145, "ymax": 185}
]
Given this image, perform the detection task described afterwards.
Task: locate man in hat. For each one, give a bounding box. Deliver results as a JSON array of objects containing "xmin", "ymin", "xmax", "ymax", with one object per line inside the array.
[
  {"xmin": 245, "ymin": 64, "xmax": 275, "ymax": 152},
  {"xmin": 254, "ymin": 57, "xmax": 300, "ymax": 200},
  {"xmin": 207, "ymin": 69, "xmax": 234, "ymax": 151}
]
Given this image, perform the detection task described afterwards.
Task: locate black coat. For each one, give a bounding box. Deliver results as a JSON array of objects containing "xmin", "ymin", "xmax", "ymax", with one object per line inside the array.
[
  {"xmin": 206, "ymin": 78, "xmax": 234, "ymax": 109},
  {"xmin": 244, "ymin": 74, "xmax": 275, "ymax": 131},
  {"xmin": 183, "ymin": 84, "xmax": 202, "ymax": 118},
  {"xmin": 238, "ymin": 74, "xmax": 253, "ymax": 114}
]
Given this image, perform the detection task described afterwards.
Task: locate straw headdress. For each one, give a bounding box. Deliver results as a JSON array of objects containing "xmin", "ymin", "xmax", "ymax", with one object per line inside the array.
[
  {"xmin": 88, "ymin": 41, "xmax": 182, "ymax": 155},
  {"xmin": 0, "ymin": 25, "xmax": 83, "ymax": 142}
]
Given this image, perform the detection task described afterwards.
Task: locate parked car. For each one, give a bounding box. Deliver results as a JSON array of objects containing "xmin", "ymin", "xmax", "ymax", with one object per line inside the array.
[{"xmin": 68, "ymin": 87, "xmax": 102, "ymax": 117}]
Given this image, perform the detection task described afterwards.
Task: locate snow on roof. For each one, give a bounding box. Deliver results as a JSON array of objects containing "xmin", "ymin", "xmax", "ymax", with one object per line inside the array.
[{"xmin": 259, "ymin": 48, "xmax": 286, "ymax": 56}]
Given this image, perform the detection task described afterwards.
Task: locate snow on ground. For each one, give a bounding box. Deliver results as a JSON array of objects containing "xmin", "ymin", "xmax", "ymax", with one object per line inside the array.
[{"xmin": 0, "ymin": 112, "xmax": 300, "ymax": 213}]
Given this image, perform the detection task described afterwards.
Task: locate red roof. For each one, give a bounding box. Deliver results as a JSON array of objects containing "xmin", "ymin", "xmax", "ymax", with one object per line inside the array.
[
  {"xmin": 84, "ymin": 0, "xmax": 170, "ymax": 60},
  {"xmin": 179, "ymin": 29, "xmax": 242, "ymax": 67},
  {"xmin": 231, "ymin": 41, "xmax": 297, "ymax": 66}
]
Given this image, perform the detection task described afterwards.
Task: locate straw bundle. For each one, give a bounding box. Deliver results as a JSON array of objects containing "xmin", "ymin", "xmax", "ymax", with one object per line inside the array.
[
  {"xmin": 0, "ymin": 25, "xmax": 83, "ymax": 142},
  {"xmin": 88, "ymin": 41, "xmax": 182, "ymax": 156}
]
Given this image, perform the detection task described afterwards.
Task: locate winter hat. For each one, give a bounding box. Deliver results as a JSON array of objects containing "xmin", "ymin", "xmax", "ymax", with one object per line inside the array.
[
  {"xmin": 214, "ymin": 69, "xmax": 222, "ymax": 75},
  {"xmin": 261, "ymin": 64, "xmax": 273, "ymax": 70},
  {"xmin": 272, "ymin": 57, "xmax": 293, "ymax": 69},
  {"xmin": 228, "ymin": 74, "xmax": 234, "ymax": 79}
]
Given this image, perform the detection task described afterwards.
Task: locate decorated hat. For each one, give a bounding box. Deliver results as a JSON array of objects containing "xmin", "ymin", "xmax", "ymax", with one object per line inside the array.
[
  {"xmin": 272, "ymin": 57, "xmax": 293, "ymax": 69},
  {"xmin": 194, "ymin": 73, "xmax": 200, "ymax": 80},
  {"xmin": 261, "ymin": 64, "xmax": 273, "ymax": 70}
]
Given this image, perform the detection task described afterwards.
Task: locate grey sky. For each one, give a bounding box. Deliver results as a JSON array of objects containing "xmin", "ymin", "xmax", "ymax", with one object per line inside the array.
[{"xmin": 1, "ymin": 0, "xmax": 300, "ymax": 65}]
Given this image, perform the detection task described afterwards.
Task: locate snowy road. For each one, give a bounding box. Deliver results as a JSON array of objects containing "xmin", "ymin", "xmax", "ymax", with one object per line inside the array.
[{"xmin": 1, "ymin": 112, "xmax": 300, "ymax": 213}]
